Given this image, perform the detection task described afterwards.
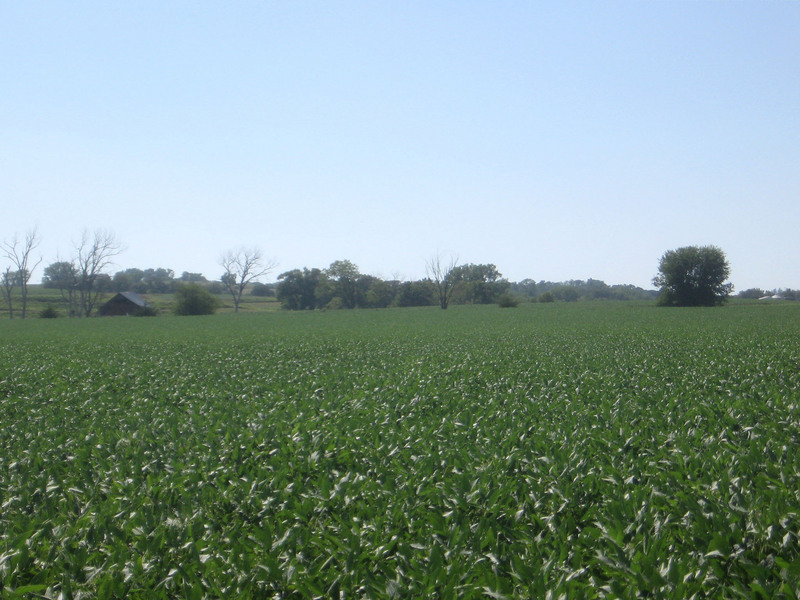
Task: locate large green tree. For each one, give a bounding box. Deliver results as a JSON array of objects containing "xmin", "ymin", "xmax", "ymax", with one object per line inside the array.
[
  {"xmin": 325, "ymin": 260, "xmax": 361, "ymax": 309},
  {"xmin": 653, "ymin": 245, "xmax": 733, "ymax": 306},
  {"xmin": 276, "ymin": 268, "xmax": 326, "ymax": 310},
  {"xmin": 451, "ymin": 263, "xmax": 508, "ymax": 304}
]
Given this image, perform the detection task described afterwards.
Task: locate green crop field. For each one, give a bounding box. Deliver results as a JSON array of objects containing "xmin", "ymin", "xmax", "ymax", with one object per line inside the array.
[{"xmin": 1, "ymin": 302, "xmax": 799, "ymax": 599}]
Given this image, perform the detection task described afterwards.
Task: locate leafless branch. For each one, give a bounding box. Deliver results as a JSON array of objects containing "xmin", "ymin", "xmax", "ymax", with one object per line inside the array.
[
  {"xmin": 1, "ymin": 228, "xmax": 42, "ymax": 318},
  {"xmin": 74, "ymin": 229, "xmax": 123, "ymax": 317},
  {"xmin": 220, "ymin": 247, "xmax": 277, "ymax": 312},
  {"xmin": 426, "ymin": 253, "xmax": 459, "ymax": 309}
]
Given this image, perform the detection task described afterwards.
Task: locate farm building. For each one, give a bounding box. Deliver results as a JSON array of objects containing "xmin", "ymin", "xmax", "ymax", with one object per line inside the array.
[{"xmin": 99, "ymin": 292, "xmax": 149, "ymax": 316}]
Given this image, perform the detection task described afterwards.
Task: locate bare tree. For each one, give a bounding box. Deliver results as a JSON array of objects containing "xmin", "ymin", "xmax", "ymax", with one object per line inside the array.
[
  {"xmin": 1, "ymin": 228, "xmax": 42, "ymax": 319},
  {"xmin": 426, "ymin": 253, "xmax": 460, "ymax": 310},
  {"xmin": 75, "ymin": 230, "xmax": 123, "ymax": 317},
  {"xmin": 220, "ymin": 247, "xmax": 277, "ymax": 312}
]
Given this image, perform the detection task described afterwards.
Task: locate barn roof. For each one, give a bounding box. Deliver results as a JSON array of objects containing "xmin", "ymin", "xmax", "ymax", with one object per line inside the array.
[{"xmin": 116, "ymin": 291, "xmax": 148, "ymax": 307}]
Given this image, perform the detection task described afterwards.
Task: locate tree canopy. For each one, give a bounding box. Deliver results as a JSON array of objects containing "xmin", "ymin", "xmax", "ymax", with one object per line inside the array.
[
  {"xmin": 451, "ymin": 263, "xmax": 508, "ymax": 305},
  {"xmin": 653, "ymin": 245, "xmax": 733, "ymax": 307},
  {"xmin": 277, "ymin": 268, "xmax": 326, "ymax": 310}
]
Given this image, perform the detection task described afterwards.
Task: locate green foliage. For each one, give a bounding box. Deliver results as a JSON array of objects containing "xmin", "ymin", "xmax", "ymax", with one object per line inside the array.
[
  {"xmin": 206, "ymin": 281, "xmax": 224, "ymax": 295},
  {"xmin": 781, "ymin": 289, "xmax": 800, "ymax": 301},
  {"xmin": 2, "ymin": 303, "xmax": 799, "ymax": 597},
  {"xmin": 451, "ymin": 263, "xmax": 509, "ymax": 304},
  {"xmin": 112, "ymin": 267, "xmax": 176, "ymax": 294},
  {"xmin": 738, "ymin": 288, "xmax": 767, "ymax": 300},
  {"xmin": 38, "ymin": 304, "xmax": 59, "ymax": 318},
  {"xmin": 512, "ymin": 278, "xmax": 538, "ymax": 297},
  {"xmin": 250, "ymin": 282, "xmax": 274, "ymax": 297},
  {"xmin": 178, "ymin": 271, "xmax": 207, "ymax": 283},
  {"xmin": 324, "ymin": 296, "xmax": 344, "ymax": 310},
  {"xmin": 394, "ymin": 280, "xmax": 435, "ymax": 307},
  {"xmin": 325, "ymin": 260, "xmax": 361, "ymax": 309},
  {"xmin": 550, "ymin": 285, "xmax": 580, "ymax": 302},
  {"xmin": 512, "ymin": 279, "xmax": 657, "ymax": 302},
  {"xmin": 277, "ymin": 268, "xmax": 326, "ymax": 310},
  {"xmin": 134, "ymin": 305, "xmax": 159, "ymax": 317},
  {"xmin": 273, "ymin": 267, "xmax": 658, "ymax": 311},
  {"xmin": 538, "ymin": 291, "xmax": 555, "ymax": 303},
  {"xmin": 654, "ymin": 245, "xmax": 733, "ymax": 306},
  {"xmin": 362, "ymin": 278, "xmax": 396, "ymax": 308},
  {"xmin": 496, "ymin": 293, "xmax": 519, "ymax": 308},
  {"xmin": 278, "ymin": 262, "xmax": 431, "ymax": 310},
  {"xmin": 173, "ymin": 283, "xmax": 218, "ymax": 315}
]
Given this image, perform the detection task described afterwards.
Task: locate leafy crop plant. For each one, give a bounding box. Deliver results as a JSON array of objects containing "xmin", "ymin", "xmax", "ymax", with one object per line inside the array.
[{"xmin": 1, "ymin": 303, "xmax": 799, "ymax": 598}]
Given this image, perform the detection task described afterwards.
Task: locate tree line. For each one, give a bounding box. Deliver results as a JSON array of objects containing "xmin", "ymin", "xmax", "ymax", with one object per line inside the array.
[
  {"xmin": 0, "ymin": 229, "xmax": 656, "ymax": 319},
  {"xmin": 275, "ymin": 260, "xmax": 509, "ymax": 311},
  {"xmin": 273, "ymin": 259, "xmax": 659, "ymax": 312},
  {"xmin": 3, "ymin": 229, "xmax": 786, "ymax": 318}
]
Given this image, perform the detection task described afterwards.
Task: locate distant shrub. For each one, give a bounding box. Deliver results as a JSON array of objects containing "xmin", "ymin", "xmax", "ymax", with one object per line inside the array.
[
  {"xmin": 538, "ymin": 292, "xmax": 555, "ymax": 303},
  {"xmin": 325, "ymin": 297, "xmax": 344, "ymax": 310},
  {"xmin": 496, "ymin": 294, "xmax": 519, "ymax": 308},
  {"xmin": 135, "ymin": 305, "xmax": 160, "ymax": 317},
  {"xmin": 207, "ymin": 282, "xmax": 225, "ymax": 295},
  {"xmin": 174, "ymin": 284, "xmax": 218, "ymax": 316},
  {"xmin": 250, "ymin": 282, "xmax": 275, "ymax": 297},
  {"xmin": 39, "ymin": 305, "xmax": 59, "ymax": 319}
]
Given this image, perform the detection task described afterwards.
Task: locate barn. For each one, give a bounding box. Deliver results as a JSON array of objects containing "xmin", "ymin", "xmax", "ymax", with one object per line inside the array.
[{"xmin": 99, "ymin": 292, "xmax": 149, "ymax": 316}]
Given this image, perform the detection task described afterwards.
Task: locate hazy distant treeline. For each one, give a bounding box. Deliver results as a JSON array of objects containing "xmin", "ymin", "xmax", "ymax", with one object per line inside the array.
[
  {"xmin": 31, "ymin": 259, "xmax": 800, "ymax": 311},
  {"xmin": 37, "ymin": 260, "xmax": 657, "ymax": 309}
]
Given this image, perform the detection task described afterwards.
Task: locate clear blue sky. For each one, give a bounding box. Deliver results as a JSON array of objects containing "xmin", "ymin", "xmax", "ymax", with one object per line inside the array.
[{"xmin": 3, "ymin": 1, "xmax": 798, "ymax": 290}]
